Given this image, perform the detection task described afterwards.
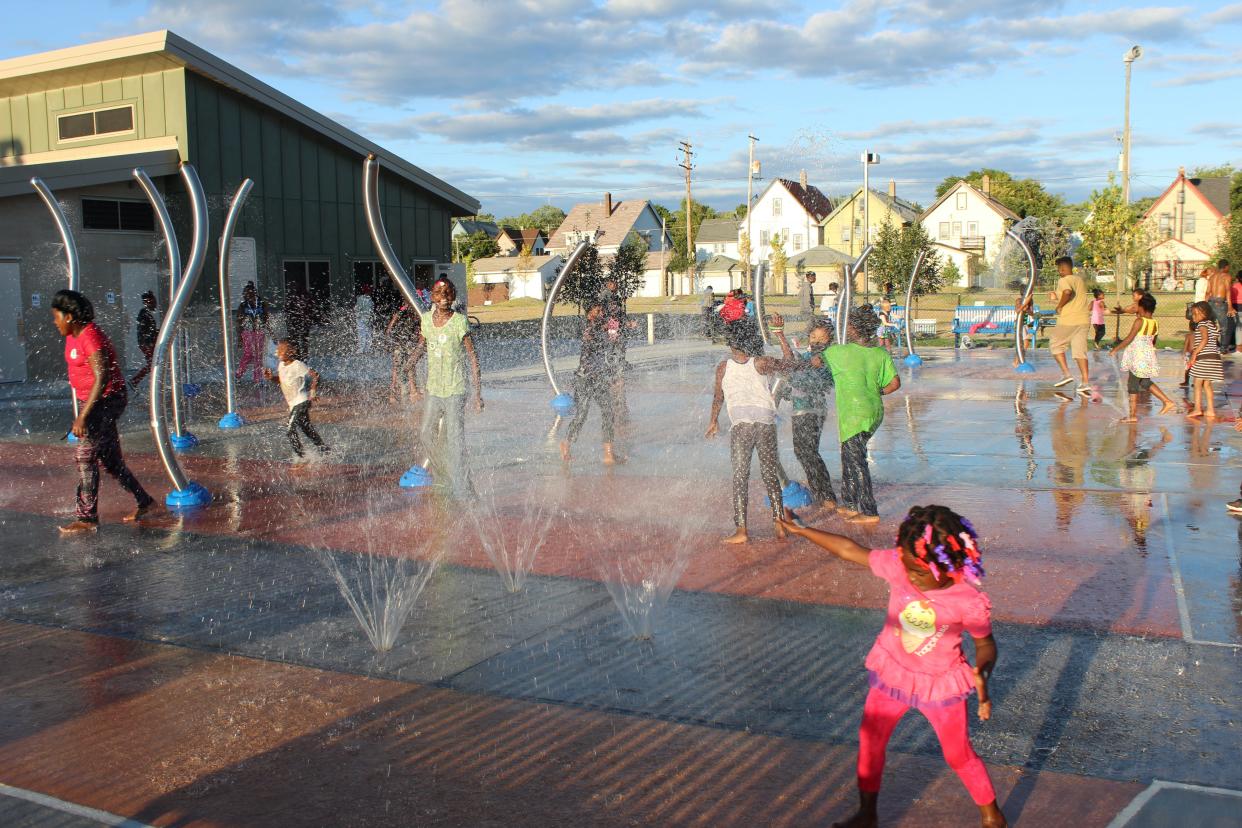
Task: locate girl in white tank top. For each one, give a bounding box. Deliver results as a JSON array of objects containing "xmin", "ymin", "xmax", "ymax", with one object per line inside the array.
[{"xmin": 722, "ymin": 356, "xmax": 776, "ymax": 426}]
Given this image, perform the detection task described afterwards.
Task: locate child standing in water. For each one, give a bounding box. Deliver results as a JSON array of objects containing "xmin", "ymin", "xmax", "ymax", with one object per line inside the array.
[
  {"xmin": 1186, "ymin": 301, "xmax": 1224, "ymax": 419},
  {"xmin": 777, "ymin": 505, "xmax": 1006, "ymax": 828},
  {"xmin": 1110, "ymin": 292, "xmax": 1177, "ymax": 422},
  {"xmin": 265, "ymin": 340, "xmax": 330, "ymax": 458},
  {"xmin": 819, "ymin": 305, "xmax": 900, "ymax": 525},
  {"xmin": 561, "ymin": 302, "xmax": 620, "ymax": 465},
  {"xmin": 410, "ymin": 278, "xmax": 483, "ymax": 498},
  {"xmin": 1090, "ymin": 289, "xmax": 1107, "ymax": 349},
  {"xmin": 705, "ymin": 325, "xmax": 801, "ymax": 544},
  {"xmin": 772, "ymin": 314, "xmax": 838, "ymax": 511}
]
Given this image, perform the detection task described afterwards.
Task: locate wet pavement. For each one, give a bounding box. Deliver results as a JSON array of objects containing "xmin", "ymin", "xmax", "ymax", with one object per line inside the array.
[{"xmin": 0, "ymin": 341, "xmax": 1239, "ymax": 826}]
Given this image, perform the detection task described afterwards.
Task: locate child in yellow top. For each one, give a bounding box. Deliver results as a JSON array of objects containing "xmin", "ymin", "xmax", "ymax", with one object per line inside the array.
[{"xmin": 1110, "ymin": 292, "xmax": 1177, "ymax": 422}]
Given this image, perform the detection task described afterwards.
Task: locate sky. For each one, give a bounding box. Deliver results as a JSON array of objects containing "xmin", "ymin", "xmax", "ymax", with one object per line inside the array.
[{"xmin": 5, "ymin": 0, "xmax": 1241, "ymax": 218}]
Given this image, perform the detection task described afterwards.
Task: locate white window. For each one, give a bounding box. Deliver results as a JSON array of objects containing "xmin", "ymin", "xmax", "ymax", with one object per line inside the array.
[
  {"xmin": 772, "ymin": 198, "xmax": 783, "ymax": 217},
  {"xmin": 956, "ymin": 192, "xmax": 968, "ymax": 210},
  {"xmin": 952, "ymin": 222, "xmax": 962, "ymax": 237},
  {"xmin": 1184, "ymin": 212, "xmax": 1196, "ymax": 234},
  {"xmin": 841, "ymin": 226, "xmax": 851, "ymax": 242},
  {"xmin": 793, "ymin": 233, "xmax": 803, "ymax": 250},
  {"xmin": 760, "ymin": 230, "xmax": 770, "ymax": 247},
  {"xmin": 967, "ymin": 221, "xmax": 978, "ymax": 236},
  {"xmin": 939, "ymin": 222, "xmax": 950, "ymax": 240},
  {"xmin": 1158, "ymin": 214, "xmax": 1172, "ymax": 237}
]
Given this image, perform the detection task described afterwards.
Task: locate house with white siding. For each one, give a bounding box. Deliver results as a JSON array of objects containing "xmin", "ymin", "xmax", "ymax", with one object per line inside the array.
[
  {"xmin": 918, "ymin": 176, "xmax": 1019, "ymax": 287},
  {"xmin": 741, "ymin": 175, "xmax": 834, "ymax": 294}
]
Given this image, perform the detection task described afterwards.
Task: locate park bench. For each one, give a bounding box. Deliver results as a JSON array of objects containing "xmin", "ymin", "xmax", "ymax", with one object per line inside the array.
[{"xmin": 951, "ymin": 304, "xmax": 1051, "ymax": 349}]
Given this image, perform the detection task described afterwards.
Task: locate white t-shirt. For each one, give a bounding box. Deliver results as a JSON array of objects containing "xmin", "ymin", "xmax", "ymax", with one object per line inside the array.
[
  {"xmin": 278, "ymin": 359, "xmax": 312, "ymax": 408},
  {"xmin": 1194, "ymin": 277, "xmax": 1209, "ymax": 302},
  {"xmin": 819, "ymin": 291, "xmax": 838, "ymax": 313}
]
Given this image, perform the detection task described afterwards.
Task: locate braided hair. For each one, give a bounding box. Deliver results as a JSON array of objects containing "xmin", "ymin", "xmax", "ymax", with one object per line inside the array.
[
  {"xmin": 896, "ymin": 505, "xmax": 984, "ymax": 585},
  {"xmin": 847, "ymin": 304, "xmax": 880, "ymax": 341}
]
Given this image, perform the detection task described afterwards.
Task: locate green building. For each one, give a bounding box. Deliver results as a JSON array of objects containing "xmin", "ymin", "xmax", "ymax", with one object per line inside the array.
[{"xmin": 0, "ymin": 30, "xmax": 478, "ymax": 383}]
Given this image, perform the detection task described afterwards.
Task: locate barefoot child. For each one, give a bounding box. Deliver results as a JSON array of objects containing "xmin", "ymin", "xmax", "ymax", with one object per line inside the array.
[
  {"xmin": 772, "ymin": 314, "xmax": 837, "ymax": 511},
  {"xmin": 705, "ymin": 325, "xmax": 802, "ymax": 543},
  {"xmin": 1110, "ymin": 292, "xmax": 1177, "ymax": 421},
  {"xmin": 777, "ymin": 506, "xmax": 1006, "ymax": 828},
  {"xmin": 561, "ymin": 302, "xmax": 620, "ymax": 465},
  {"xmin": 52, "ymin": 290, "xmax": 157, "ymax": 533},
  {"xmin": 265, "ymin": 340, "xmax": 330, "ymax": 457},
  {"xmin": 1186, "ymin": 301, "xmax": 1224, "ymax": 419},
  {"xmin": 818, "ymin": 305, "xmax": 900, "ymax": 525}
]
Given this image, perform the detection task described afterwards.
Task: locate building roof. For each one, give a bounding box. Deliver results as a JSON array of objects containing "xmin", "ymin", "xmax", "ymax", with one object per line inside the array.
[
  {"xmin": 471, "ymin": 254, "xmax": 561, "ymax": 281},
  {"xmin": 789, "ymin": 246, "xmax": 856, "ymax": 268},
  {"xmin": 774, "ymin": 178, "xmax": 835, "ymax": 222},
  {"xmin": 919, "ymin": 180, "xmax": 1021, "ymax": 223},
  {"xmin": 0, "ymin": 30, "xmax": 479, "ymax": 213},
  {"xmin": 496, "ymin": 226, "xmax": 524, "ymax": 245},
  {"xmin": 0, "ymin": 136, "xmax": 180, "ymax": 198},
  {"xmin": 696, "ymin": 217, "xmax": 741, "ymax": 244},
  {"xmin": 519, "ymin": 228, "xmax": 547, "ymax": 246},
  {"xmin": 700, "ymin": 254, "xmax": 740, "ymax": 272},
  {"xmin": 821, "ymin": 187, "xmax": 920, "ymax": 227},
  {"xmin": 1190, "ymin": 177, "xmax": 1230, "ymax": 216},
  {"xmin": 549, "ymin": 196, "xmax": 662, "ymax": 249},
  {"xmin": 454, "ymin": 219, "xmax": 500, "ymax": 237}
]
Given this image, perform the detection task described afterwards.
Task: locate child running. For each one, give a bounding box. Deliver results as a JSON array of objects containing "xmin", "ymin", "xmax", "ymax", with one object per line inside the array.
[
  {"xmin": 1110, "ymin": 292, "xmax": 1177, "ymax": 422},
  {"xmin": 410, "ymin": 278, "xmax": 483, "ymax": 499},
  {"xmin": 777, "ymin": 505, "xmax": 1006, "ymax": 828},
  {"xmin": 705, "ymin": 325, "xmax": 801, "ymax": 544},
  {"xmin": 264, "ymin": 340, "xmax": 330, "ymax": 458},
  {"xmin": 818, "ymin": 305, "xmax": 900, "ymax": 525},
  {"xmin": 1186, "ymin": 301, "xmax": 1224, "ymax": 419}
]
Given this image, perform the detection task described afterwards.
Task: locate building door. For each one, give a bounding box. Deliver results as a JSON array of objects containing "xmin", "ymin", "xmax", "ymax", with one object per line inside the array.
[
  {"xmin": 0, "ymin": 259, "xmax": 26, "ymax": 383},
  {"xmin": 119, "ymin": 259, "xmax": 161, "ymax": 371}
]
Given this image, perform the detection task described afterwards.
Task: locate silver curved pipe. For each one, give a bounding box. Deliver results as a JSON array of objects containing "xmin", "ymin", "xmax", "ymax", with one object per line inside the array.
[
  {"xmin": 363, "ymin": 155, "xmax": 423, "ymax": 312},
  {"xmin": 133, "ymin": 169, "xmax": 185, "ymax": 442},
  {"xmin": 218, "ymin": 178, "xmax": 254, "ymax": 417},
  {"xmin": 31, "ymin": 177, "xmax": 82, "ymax": 421},
  {"xmin": 1007, "ymin": 228, "xmax": 1037, "ymax": 366},
  {"xmin": 753, "ymin": 264, "xmax": 769, "ymax": 346},
  {"xmin": 540, "ymin": 240, "xmax": 591, "ymax": 396},
  {"xmin": 903, "ymin": 249, "xmax": 928, "ymax": 358},
  {"xmin": 836, "ymin": 244, "xmax": 873, "ymax": 344}
]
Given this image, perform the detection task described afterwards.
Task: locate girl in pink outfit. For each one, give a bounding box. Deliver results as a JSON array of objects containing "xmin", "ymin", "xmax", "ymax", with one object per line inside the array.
[
  {"xmin": 1091, "ymin": 288, "xmax": 1107, "ymax": 349},
  {"xmin": 778, "ymin": 505, "xmax": 1005, "ymax": 828}
]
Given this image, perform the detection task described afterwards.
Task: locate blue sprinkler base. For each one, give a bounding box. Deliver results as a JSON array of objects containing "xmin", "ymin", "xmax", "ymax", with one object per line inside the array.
[
  {"xmin": 170, "ymin": 431, "xmax": 199, "ymax": 451},
  {"xmin": 767, "ymin": 480, "xmax": 814, "ymax": 510},
  {"xmin": 1015, "ymin": 361, "xmax": 1037, "ymax": 374},
  {"xmin": 218, "ymin": 411, "xmax": 245, "ymax": 429},
  {"xmin": 903, "ymin": 353, "xmax": 924, "ymax": 367},
  {"xmin": 165, "ymin": 481, "xmax": 211, "ymax": 509},
  {"xmin": 66, "ymin": 432, "xmax": 79, "ymax": 443},
  {"xmin": 550, "ymin": 393, "xmax": 575, "ymax": 415},
  {"xmin": 399, "ymin": 465, "xmax": 433, "ymax": 488}
]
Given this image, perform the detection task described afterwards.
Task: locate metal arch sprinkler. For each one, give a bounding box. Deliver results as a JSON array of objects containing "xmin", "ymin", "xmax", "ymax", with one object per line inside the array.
[
  {"xmin": 363, "ymin": 154, "xmax": 440, "ymax": 488},
  {"xmin": 902, "ymin": 249, "xmax": 928, "ymax": 367},
  {"xmin": 836, "ymin": 244, "xmax": 873, "ymax": 345},
  {"xmin": 217, "ymin": 178, "xmax": 254, "ymax": 429},
  {"xmin": 31, "ymin": 177, "xmax": 82, "ymax": 440},
  {"xmin": 540, "ymin": 240, "xmax": 591, "ymax": 415},
  {"xmin": 753, "ymin": 261, "xmax": 771, "ymax": 347},
  {"xmin": 1008, "ymin": 227, "xmax": 1038, "ymax": 374},
  {"xmin": 133, "ymin": 163, "xmax": 212, "ymax": 508}
]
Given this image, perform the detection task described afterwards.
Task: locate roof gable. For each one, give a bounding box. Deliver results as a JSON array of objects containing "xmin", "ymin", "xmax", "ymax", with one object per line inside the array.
[
  {"xmin": 756, "ymin": 178, "xmax": 834, "ymax": 222},
  {"xmin": 697, "ymin": 217, "xmax": 741, "ymax": 243},
  {"xmin": 549, "ymin": 198, "xmax": 662, "ymax": 249},
  {"xmin": 1144, "ymin": 172, "xmax": 1229, "ymax": 221},
  {"xmin": 822, "ymin": 187, "xmax": 919, "ymax": 227},
  {"xmin": 919, "ymin": 180, "xmax": 1020, "ymax": 222}
]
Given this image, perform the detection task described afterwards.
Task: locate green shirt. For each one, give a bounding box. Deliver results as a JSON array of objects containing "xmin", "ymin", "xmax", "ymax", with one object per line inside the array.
[
  {"xmin": 419, "ymin": 310, "xmax": 470, "ymax": 397},
  {"xmin": 823, "ymin": 343, "xmax": 896, "ymax": 442}
]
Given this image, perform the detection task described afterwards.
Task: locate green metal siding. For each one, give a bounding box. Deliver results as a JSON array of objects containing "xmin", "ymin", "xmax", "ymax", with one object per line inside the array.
[{"xmin": 183, "ymin": 71, "xmax": 457, "ymax": 306}]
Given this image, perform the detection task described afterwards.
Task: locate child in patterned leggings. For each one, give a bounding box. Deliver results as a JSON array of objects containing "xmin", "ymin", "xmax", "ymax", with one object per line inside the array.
[{"xmin": 779, "ymin": 505, "xmax": 1006, "ymax": 828}]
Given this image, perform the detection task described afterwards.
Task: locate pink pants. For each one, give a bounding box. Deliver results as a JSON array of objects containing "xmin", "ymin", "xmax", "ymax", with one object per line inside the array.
[
  {"xmin": 857, "ymin": 687, "xmax": 996, "ymax": 806},
  {"xmin": 236, "ymin": 330, "xmax": 265, "ymax": 381}
]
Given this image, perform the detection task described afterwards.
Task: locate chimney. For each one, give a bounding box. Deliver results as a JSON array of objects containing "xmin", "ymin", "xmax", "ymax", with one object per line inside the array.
[
  {"xmin": 981, "ymin": 174, "xmax": 991, "ymax": 196},
  {"xmin": 1178, "ymin": 165, "xmax": 1185, "ymax": 179},
  {"xmin": 799, "ymin": 169, "xmax": 808, "ymax": 189},
  {"xmin": 603, "ymin": 192, "xmax": 613, "ymax": 216},
  {"xmin": 888, "ymin": 179, "xmax": 896, "ymax": 198}
]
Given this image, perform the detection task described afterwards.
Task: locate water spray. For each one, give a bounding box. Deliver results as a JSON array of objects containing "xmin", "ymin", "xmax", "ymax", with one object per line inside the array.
[
  {"xmin": 31, "ymin": 177, "xmax": 81, "ymax": 441},
  {"xmin": 539, "ymin": 240, "xmax": 591, "ymax": 414},
  {"xmin": 217, "ymin": 178, "xmax": 254, "ymax": 429}
]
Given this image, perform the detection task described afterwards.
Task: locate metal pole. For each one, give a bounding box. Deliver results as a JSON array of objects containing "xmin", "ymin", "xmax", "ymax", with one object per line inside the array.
[
  {"xmin": 1008, "ymin": 227, "xmax": 1038, "ymax": 373},
  {"xmin": 133, "ymin": 169, "xmax": 183, "ymax": 432},
  {"xmin": 30, "ymin": 177, "xmax": 81, "ymax": 425},
  {"xmin": 746, "ymin": 135, "xmax": 757, "ymax": 292},
  {"xmin": 862, "ymin": 154, "xmax": 870, "ymax": 302},
  {"xmin": 1119, "ymin": 57, "xmax": 1133, "ymax": 304},
  {"xmin": 540, "ymin": 240, "xmax": 590, "ymax": 400},
  {"xmin": 218, "ymin": 178, "xmax": 253, "ymax": 428},
  {"xmin": 837, "ymin": 244, "xmax": 873, "ymax": 345},
  {"xmin": 363, "ymin": 155, "xmax": 424, "ymax": 313},
  {"xmin": 902, "ymin": 249, "xmax": 928, "ymax": 366}
]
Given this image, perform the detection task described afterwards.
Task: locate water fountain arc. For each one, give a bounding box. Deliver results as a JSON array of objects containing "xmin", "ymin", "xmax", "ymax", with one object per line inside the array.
[
  {"xmin": 539, "ymin": 239, "xmax": 590, "ymax": 414},
  {"xmin": 217, "ymin": 178, "xmax": 254, "ymax": 429},
  {"xmin": 835, "ymin": 244, "xmax": 873, "ymax": 345},
  {"xmin": 30, "ymin": 177, "xmax": 82, "ymax": 436},
  {"xmin": 1008, "ymin": 227, "xmax": 1038, "ymax": 374},
  {"xmin": 133, "ymin": 163, "xmax": 211, "ymax": 507},
  {"xmin": 902, "ymin": 249, "xmax": 928, "ymax": 366}
]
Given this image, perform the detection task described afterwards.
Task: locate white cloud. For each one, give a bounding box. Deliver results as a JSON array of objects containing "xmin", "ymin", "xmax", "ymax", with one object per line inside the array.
[{"xmin": 839, "ymin": 118, "xmax": 998, "ymax": 140}]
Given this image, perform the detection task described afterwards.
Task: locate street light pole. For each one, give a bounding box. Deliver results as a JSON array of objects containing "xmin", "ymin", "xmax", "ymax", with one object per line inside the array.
[
  {"xmin": 746, "ymin": 134, "xmax": 759, "ymax": 292},
  {"xmin": 861, "ymin": 151, "xmax": 879, "ymax": 302},
  {"xmin": 1119, "ymin": 45, "xmax": 1141, "ymax": 301}
]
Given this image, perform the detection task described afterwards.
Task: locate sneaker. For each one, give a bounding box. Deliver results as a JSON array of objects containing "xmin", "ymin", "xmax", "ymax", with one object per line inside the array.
[
  {"xmin": 1227, "ymin": 499, "xmax": 1242, "ymax": 514},
  {"xmin": 1053, "ymin": 376, "xmax": 1074, "ymax": 388}
]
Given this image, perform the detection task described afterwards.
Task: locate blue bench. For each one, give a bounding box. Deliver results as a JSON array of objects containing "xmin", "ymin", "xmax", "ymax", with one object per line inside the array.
[{"xmin": 952, "ymin": 305, "xmax": 1050, "ymax": 349}]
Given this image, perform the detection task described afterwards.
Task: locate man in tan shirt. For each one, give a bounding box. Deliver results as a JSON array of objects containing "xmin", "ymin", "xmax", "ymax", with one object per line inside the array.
[{"xmin": 1048, "ymin": 256, "xmax": 1093, "ymax": 395}]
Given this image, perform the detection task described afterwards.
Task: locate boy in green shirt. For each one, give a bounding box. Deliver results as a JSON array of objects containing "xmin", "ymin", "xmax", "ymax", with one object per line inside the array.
[{"xmin": 818, "ymin": 305, "xmax": 900, "ymax": 525}]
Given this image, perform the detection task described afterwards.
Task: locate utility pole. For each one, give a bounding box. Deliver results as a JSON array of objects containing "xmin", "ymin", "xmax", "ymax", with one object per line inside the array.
[
  {"xmin": 679, "ymin": 140, "xmax": 694, "ymax": 295},
  {"xmin": 745, "ymin": 134, "xmax": 759, "ymax": 292},
  {"xmin": 661, "ymin": 214, "xmax": 668, "ymax": 295},
  {"xmin": 1119, "ymin": 45, "xmax": 1142, "ymax": 302},
  {"xmin": 860, "ymin": 151, "xmax": 880, "ymax": 301}
]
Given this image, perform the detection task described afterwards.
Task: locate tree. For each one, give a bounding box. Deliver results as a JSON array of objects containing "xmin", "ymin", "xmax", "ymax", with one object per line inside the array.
[
  {"xmin": 1191, "ymin": 164, "xmax": 1242, "ymax": 214},
  {"xmin": 869, "ymin": 218, "xmax": 943, "ymax": 301},
  {"xmin": 738, "ymin": 232, "xmax": 753, "ymax": 289},
  {"xmin": 517, "ymin": 242, "xmax": 534, "ymax": 277},
  {"xmin": 936, "ymin": 168, "xmax": 1066, "ymax": 219},
  {"xmin": 1213, "ymin": 211, "xmax": 1242, "ymax": 269},
  {"xmin": 608, "ymin": 232, "xmax": 649, "ymax": 299},
  {"xmin": 499, "ymin": 205, "xmax": 568, "ymax": 234},
  {"xmin": 460, "ymin": 230, "xmax": 499, "ymax": 286},
  {"xmin": 1078, "ymin": 177, "xmax": 1152, "ymax": 284},
  {"xmin": 555, "ymin": 241, "xmax": 604, "ymax": 310},
  {"xmin": 655, "ymin": 199, "xmax": 719, "ymax": 275},
  {"xmin": 768, "ymin": 233, "xmax": 788, "ymax": 293}
]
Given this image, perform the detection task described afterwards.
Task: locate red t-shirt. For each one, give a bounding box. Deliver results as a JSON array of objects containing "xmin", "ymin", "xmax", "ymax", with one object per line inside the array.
[
  {"xmin": 65, "ymin": 323, "xmax": 125, "ymax": 401},
  {"xmin": 1231, "ymin": 281, "xmax": 1242, "ymax": 306}
]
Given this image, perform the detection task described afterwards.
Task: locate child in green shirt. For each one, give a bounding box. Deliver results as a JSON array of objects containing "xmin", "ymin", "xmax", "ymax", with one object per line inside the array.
[{"xmin": 819, "ymin": 305, "xmax": 900, "ymax": 525}]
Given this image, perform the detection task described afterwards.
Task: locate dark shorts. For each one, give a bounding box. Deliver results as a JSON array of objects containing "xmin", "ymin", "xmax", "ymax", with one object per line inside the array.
[{"xmin": 1127, "ymin": 372, "xmax": 1152, "ymax": 394}]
